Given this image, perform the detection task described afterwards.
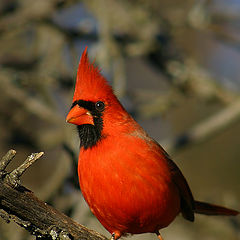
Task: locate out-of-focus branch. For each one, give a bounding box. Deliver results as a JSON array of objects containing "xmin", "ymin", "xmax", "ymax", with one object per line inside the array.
[
  {"xmin": 164, "ymin": 99, "xmax": 240, "ymax": 153},
  {"xmin": 166, "ymin": 59, "xmax": 237, "ymax": 104},
  {"xmin": 0, "ymin": 76, "xmax": 61, "ymax": 125},
  {"xmin": 0, "ymin": 150, "xmax": 108, "ymax": 240}
]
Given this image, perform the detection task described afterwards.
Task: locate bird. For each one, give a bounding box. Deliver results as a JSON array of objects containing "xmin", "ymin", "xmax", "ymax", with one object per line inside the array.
[{"xmin": 66, "ymin": 47, "xmax": 239, "ymax": 240}]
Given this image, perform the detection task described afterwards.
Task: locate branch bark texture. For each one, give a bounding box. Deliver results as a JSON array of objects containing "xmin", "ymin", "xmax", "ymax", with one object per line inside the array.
[{"xmin": 0, "ymin": 150, "xmax": 108, "ymax": 240}]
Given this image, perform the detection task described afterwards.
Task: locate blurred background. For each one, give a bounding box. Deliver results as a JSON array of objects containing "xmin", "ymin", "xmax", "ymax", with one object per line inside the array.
[{"xmin": 0, "ymin": 0, "xmax": 239, "ymax": 239}]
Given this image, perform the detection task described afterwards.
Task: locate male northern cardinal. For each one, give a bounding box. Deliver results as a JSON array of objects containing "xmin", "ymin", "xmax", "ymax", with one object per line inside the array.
[{"xmin": 66, "ymin": 48, "xmax": 239, "ymax": 240}]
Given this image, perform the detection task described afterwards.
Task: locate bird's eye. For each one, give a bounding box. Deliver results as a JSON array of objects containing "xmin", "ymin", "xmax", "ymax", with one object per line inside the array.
[{"xmin": 95, "ymin": 101, "xmax": 105, "ymax": 112}]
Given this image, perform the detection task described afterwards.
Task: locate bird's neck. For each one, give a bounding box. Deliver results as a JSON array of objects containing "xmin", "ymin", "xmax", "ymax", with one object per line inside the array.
[
  {"xmin": 77, "ymin": 124, "xmax": 102, "ymax": 149},
  {"xmin": 77, "ymin": 110, "xmax": 140, "ymax": 150}
]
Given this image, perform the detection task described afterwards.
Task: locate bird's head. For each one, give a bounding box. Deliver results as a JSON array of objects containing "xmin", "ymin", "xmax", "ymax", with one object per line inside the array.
[{"xmin": 66, "ymin": 47, "xmax": 128, "ymax": 149}]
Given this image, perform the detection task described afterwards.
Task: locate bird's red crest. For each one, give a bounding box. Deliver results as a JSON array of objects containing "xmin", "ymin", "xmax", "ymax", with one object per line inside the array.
[{"xmin": 73, "ymin": 47, "xmax": 114, "ymax": 102}]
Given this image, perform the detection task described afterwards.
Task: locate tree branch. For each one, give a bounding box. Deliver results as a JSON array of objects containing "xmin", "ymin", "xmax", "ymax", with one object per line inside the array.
[{"xmin": 0, "ymin": 150, "xmax": 108, "ymax": 240}]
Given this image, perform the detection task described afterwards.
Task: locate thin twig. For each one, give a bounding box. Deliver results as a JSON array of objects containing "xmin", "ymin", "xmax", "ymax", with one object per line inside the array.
[
  {"xmin": 0, "ymin": 150, "xmax": 16, "ymax": 177},
  {"xmin": 5, "ymin": 152, "xmax": 44, "ymax": 188}
]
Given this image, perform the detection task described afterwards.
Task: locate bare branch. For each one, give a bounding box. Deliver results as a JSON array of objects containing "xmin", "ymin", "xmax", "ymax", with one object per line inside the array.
[{"xmin": 0, "ymin": 150, "xmax": 108, "ymax": 240}]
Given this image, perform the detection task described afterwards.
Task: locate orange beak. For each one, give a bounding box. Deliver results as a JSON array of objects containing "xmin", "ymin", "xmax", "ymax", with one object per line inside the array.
[{"xmin": 66, "ymin": 105, "xmax": 94, "ymax": 125}]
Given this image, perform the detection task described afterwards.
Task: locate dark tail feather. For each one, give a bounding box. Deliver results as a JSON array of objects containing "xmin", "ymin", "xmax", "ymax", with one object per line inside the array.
[{"xmin": 194, "ymin": 200, "xmax": 239, "ymax": 216}]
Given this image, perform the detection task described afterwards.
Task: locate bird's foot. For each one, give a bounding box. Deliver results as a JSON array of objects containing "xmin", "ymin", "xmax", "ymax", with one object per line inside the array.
[
  {"xmin": 111, "ymin": 231, "xmax": 121, "ymax": 240},
  {"xmin": 156, "ymin": 230, "xmax": 164, "ymax": 240}
]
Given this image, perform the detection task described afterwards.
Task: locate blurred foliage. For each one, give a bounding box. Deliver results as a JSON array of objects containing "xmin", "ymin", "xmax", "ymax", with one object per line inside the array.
[{"xmin": 0, "ymin": 0, "xmax": 239, "ymax": 240}]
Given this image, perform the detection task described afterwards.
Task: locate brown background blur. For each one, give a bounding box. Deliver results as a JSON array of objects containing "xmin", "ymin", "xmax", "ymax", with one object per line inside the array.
[{"xmin": 0, "ymin": 0, "xmax": 239, "ymax": 239}]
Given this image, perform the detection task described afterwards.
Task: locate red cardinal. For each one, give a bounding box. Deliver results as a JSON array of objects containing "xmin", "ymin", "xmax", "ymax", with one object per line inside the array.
[{"xmin": 66, "ymin": 48, "xmax": 239, "ymax": 240}]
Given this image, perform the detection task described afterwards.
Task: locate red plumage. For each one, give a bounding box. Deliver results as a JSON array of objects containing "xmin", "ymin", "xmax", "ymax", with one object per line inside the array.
[
  {"xmin": 66, "ymin": 48, "xmax": 239, "ymax": 240},
  {"xmin": 73, "ymin": 48, "xmax": 116, "ymax": 103}
]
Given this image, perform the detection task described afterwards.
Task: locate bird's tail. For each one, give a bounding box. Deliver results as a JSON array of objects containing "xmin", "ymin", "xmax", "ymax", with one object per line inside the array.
[{"xmin": 194, "ymin": 200, "xmax": 239, "ymax": 216}]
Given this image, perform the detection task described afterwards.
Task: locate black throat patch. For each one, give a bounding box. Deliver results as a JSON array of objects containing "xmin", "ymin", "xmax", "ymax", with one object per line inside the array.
[{"xmin": 71, "ymin": 100, "xmax": 104, "ymax": 149}]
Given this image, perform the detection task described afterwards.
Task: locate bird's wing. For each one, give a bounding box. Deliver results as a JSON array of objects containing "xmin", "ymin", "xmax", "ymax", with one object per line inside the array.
[{"xmin": 160, "ymin": 147, "xmax": 195, "ymax": 222}]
